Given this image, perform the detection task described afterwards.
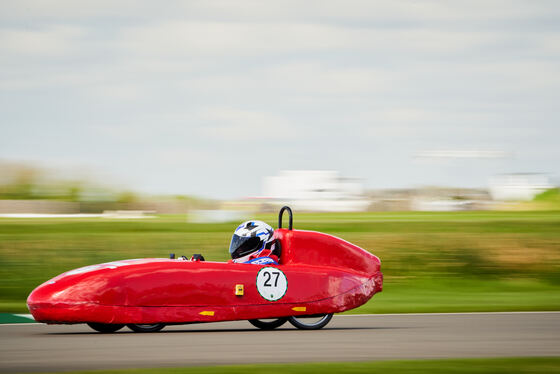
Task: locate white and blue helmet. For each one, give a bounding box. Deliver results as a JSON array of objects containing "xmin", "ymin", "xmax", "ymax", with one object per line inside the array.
[{"xmin": 229, "ymin": 220, "xmax": 274, "ymax": 260}]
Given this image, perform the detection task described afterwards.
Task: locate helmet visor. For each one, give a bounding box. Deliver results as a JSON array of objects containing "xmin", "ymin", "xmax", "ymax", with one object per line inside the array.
[{"xmin": 229, "ymin": 235, "xmax": 262, "ymax": 259}]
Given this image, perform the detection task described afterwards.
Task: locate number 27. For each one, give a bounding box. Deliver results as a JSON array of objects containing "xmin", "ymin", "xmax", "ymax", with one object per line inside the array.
[{"xmin": 263, "ymin": 271, "xmax": 280, "ymax": 287}]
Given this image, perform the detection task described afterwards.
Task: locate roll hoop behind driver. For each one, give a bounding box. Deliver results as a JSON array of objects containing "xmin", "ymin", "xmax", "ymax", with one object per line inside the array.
[{"xmin": 229, "ymin": 220, "xmax": 280, "ymax": 265}]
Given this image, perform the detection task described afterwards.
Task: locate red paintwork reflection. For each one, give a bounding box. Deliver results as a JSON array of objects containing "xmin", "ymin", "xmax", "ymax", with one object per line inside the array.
[{"xmin": 28, "ymin": 229, "xmax": 382, "ymax": 324}]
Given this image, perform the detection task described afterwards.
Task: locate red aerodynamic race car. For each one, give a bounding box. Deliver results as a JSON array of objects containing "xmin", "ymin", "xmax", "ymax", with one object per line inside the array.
[{"xmin": 27, "ymin": 207, "xmax": 383, "ymax": 332}]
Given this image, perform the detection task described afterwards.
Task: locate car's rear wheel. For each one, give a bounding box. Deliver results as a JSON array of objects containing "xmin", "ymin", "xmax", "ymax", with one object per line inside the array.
[
  {"xmin": 87, "ymin": 323, "xmax": 125, "ymax": 333},
  {"xmin": 127, "ymin": 323, "xmax": 166, "ymax": 332},
  {"xmin": 288, "ymin": 314, "xmax": 333, "ymax": 330},
  {"xmin": 248, "ymin": 318, "xmax": 289, "ymax": 330}
]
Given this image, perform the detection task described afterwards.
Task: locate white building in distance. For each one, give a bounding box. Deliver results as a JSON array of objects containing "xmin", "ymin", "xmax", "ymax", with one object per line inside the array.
[
  {"xmin": 262, "ymin": 170, "xmax": 369, "ymax": 212},
  {"xmin": 489, "ymin": 173, "xmax": 554, "ymax": 201}
]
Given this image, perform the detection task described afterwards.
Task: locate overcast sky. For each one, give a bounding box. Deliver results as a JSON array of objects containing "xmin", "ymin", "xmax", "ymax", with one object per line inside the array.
[{"xmin": 1, "ymin": 1, "xmax": 559, "ymax": 198}]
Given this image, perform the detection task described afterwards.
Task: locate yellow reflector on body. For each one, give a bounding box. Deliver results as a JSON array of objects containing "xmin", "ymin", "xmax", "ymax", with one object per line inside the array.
[{"xmin": 235, "ymin": 284, "xmax": 244, "ymax": 296}]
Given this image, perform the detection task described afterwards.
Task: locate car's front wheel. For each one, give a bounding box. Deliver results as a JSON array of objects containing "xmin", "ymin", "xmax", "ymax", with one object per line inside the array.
[
  {"xmin": 126, "ymin": 323, "xmax": 166, "ymax": 333},
  {"xmin": 248, "ymin": 318, "xmax": 289, "ymax": 330},
  {"xmin": 288, "ymin": 314, "xmax": 333, "ymax": 330},
  {"xmin": 87, "ymin": 323, "xmax": 125, "ymax": 333}
]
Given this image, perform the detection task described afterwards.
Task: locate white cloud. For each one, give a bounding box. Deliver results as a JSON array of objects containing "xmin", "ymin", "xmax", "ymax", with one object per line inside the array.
[
  {"xmin": 153, "ymin": 147, "xmax": 212, "ymax": 166},
  {"xmin": 117, "ymin": 21, "xmax": 361, "ymax": 57},
  {"xmin": 4, "ymin": 0, "xmax": 556, "ymax": 26},
  {"xmin": 115, "ymin": 19, "xmax": 514, "ymax": 59},
  {"xmin": 0, "ymin": 25, "xmax": 85, "ymax": 57},
  {"xmin": 261, "ymin": 63, "xmax": 395, "ymax": 95},
  {"xmin": 196, "ymin": 108, "xmax": 298, "ymax": 141}
]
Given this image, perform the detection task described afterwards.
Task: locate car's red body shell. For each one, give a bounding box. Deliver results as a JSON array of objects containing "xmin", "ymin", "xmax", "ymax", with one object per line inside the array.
[{"xmin": 28, "ymin": 229, "xmax": 383, "ymax": 324}]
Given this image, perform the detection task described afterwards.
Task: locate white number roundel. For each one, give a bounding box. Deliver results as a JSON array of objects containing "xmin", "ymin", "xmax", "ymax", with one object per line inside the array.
[{"xmin": 256, "ymin": 267, "xmax": 288, "ymax": 301}]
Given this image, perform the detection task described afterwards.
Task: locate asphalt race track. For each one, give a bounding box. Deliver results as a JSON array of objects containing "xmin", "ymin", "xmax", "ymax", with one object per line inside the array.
[{"xmin": 1, "ymin": 312, "xmax": 559, "ymax": 373}]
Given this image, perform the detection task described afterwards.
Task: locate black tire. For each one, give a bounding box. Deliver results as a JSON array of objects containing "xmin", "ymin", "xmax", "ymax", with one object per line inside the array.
[
  {"xmin": 288, "ymin": 313, "xmax": 333, "ymax": 330},
  {"xmin": 126, "ymin": 323, "xmax": 165, "ymax": 333},
  {"xmin": 248, "ymin": 318, "xmax": 289, "ymax": 330},
  {"xmin": 87, "ymin": 323, "xmax": 125, "ymax": 333}
]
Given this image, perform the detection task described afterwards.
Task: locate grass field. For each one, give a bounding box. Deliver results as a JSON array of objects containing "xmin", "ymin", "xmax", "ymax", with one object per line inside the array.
[
  {"xmin": 37, "ymin": 358, "xmax": 560, "ymax": 374},
  {"xmin": 1, "ymin": 211, "xmax": 559, "ymax": 313}
]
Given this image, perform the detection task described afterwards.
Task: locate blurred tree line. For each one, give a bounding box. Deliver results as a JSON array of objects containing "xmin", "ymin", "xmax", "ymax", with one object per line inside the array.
[
  {"xmin": 0, "ymin": 161, "xmax": 218, "ymax": 212},
  {"xmin": 3, "ymin": 165, "xmax": 73, "ymax": 201},
  {"xmin": 0, "ymin": 161, "xmax": 120, "ymax": 202}
]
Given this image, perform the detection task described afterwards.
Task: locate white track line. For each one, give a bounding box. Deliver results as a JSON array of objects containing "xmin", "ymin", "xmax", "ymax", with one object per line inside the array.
[
  {"xmin": 13, "ymin": 313, "xmax": 34, "ymax": 319},
  {"xmin": 0, "ymin": 322, "xmax": 39, "ymax": 326}
]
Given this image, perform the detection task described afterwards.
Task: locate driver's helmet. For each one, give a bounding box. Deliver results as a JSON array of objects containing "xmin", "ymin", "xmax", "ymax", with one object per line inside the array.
[{"xmin": 229, "ymin": 220, "xmax": 274, "ymax": 260}]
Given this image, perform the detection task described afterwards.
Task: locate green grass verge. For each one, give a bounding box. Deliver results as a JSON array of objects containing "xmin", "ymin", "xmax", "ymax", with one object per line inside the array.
[
  {"xmin": 39, "ymin": 357, "xmax": 560, "ymax": 374},
  {"xmin": 1, "ymin": 211, "xmax": 559, "ymax": 313},
  {"xmin": 0, "ymin": 312, "xmax": 34, "ymax": 323}
]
